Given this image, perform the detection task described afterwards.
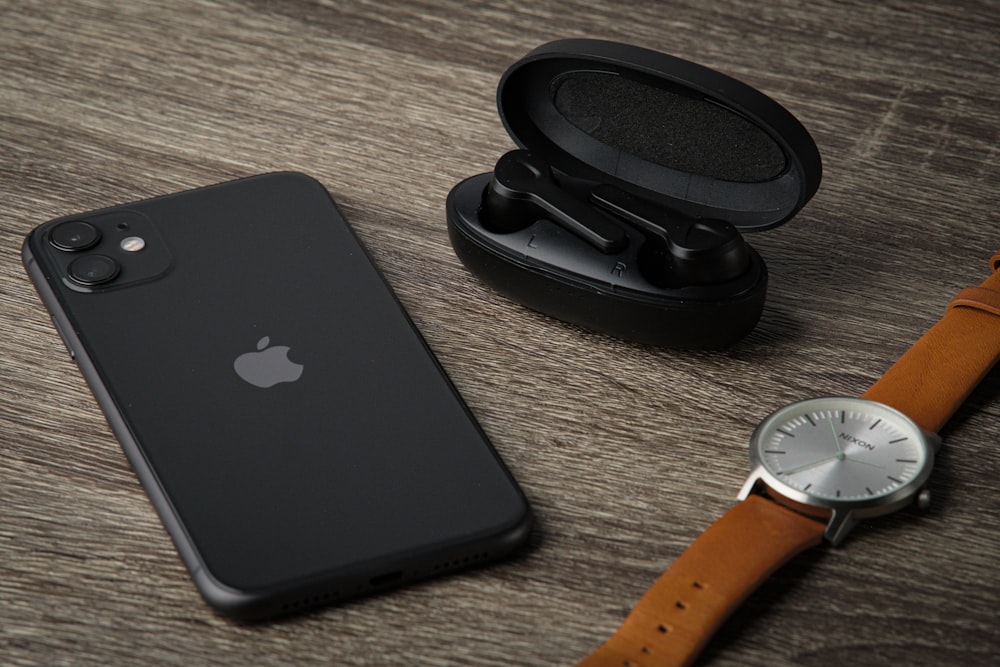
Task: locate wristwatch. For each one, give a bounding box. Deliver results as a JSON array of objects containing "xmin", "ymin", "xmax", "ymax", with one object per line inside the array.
[{"xmin": 577, "ymin": 251, "xmax": 1000, "ymax": 667}]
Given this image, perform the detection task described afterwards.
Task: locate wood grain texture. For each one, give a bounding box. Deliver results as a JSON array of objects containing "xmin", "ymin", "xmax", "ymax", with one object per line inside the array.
[{"xmin": 1, "ymin": 1, "xmax": 998, "ymax": 665}]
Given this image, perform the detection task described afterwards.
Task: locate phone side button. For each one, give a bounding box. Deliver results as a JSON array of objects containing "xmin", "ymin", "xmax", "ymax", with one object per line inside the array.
[{"xmin": 50, "ymin": 317, "xmax": 76, "ymax": 359}]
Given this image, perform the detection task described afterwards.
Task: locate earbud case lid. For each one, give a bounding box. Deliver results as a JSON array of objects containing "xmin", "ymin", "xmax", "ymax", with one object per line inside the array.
[{"xmin": 496, "ymin": 39, "xmax": 822, "ymax": 230}]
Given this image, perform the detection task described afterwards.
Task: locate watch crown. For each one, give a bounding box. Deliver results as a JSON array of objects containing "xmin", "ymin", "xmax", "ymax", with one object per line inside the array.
[{"xmin": 917, "ymin": 489, "xmax": 932, "ymax": 511}]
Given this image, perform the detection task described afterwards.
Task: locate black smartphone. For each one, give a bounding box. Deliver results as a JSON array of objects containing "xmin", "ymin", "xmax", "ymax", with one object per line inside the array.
[{"xmin": 22, "ymin": 172, "xmax": 531, "ymax": 620}]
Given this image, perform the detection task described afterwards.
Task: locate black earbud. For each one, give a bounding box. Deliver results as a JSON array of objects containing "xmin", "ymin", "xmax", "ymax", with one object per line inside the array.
[
  {"xmin": 591, "ymin": 185, "xmax": 750, "ymax": 286},
  {"xmin": 482, "ymin": 150, "xmax": 627, "ymax": 253},
  {"xmin": 480, "ymin": 150, "xmax": 750, "ymax": 287}
]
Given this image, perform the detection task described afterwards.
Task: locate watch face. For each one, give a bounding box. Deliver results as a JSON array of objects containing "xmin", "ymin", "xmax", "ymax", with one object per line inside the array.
[{"xmin": 747, "ymin": 397, "xmax": 934, "ymax": 512}]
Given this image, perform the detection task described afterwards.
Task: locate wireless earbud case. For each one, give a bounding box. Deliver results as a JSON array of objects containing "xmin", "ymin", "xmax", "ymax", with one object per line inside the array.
[{"xmin": 446, "ymin": 39, "xmax": 822, "ymax": 348}]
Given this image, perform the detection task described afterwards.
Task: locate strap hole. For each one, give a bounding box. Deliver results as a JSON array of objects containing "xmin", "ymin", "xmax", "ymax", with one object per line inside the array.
[
  {"xmin": 657, "ymin": 624, "xmax": 669, "ymax": 634},
  {"xmin": 675, "ymin": 601, "xmax": 687, "ymax": 610},
  {"xmin": 692, "ymin": 580, "xmax": 703, "ymax": 589},
  {"xmin": 641, "ymin": 646, "xmax": 651, "ymax": 654}
]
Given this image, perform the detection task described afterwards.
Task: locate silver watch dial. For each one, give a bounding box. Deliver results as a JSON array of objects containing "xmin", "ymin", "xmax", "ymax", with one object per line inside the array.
[{"xmin": 748, "ymin": 397, "xmax": 934, "ymax": 510}]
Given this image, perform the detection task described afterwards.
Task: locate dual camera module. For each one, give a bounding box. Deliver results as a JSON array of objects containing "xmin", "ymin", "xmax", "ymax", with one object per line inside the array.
[
  {"xmin": 44, "ymin": 212, "xmax": 170, "ymax": 291},
  {"xmin": 50, "ymin": 220, "xmax": 125, "ymax": 286}
]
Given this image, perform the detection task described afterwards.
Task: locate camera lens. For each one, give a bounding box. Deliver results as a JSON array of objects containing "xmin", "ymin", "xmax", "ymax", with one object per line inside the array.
[
  {"xmin": 51, "ymin": 220, "xmax": 101, "ymax": 251},
  {"xmin": 68, "ymin": 254, "xmax": 120, "ymax": 286}
]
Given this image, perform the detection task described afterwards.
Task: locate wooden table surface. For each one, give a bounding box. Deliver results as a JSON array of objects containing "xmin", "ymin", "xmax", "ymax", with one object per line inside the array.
[{"xmin": 2, "ymin": 1, "xmax": 998, "ymax": 665}]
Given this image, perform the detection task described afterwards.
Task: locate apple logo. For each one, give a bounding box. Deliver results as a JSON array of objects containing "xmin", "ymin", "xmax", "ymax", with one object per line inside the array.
[{"xmin": 233, "ymin": 336, "xmax": 304, "ymax": 388}]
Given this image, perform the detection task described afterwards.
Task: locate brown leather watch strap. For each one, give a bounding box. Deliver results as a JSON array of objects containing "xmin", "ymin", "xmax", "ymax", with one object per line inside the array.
[
  {"xmin": 862, "ymin": 252, "xmax": 1000, "ymax": 433},
  {"xmin": 577, "ymin": 495, "xmax": 826, "ymax": 667},
  {"xmin": 577, "ymin": 251, "xmax": 1000, "ymax": 667}
]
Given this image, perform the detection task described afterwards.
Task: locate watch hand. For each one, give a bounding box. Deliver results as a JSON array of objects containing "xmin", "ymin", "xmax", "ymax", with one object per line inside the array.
[
  {"xmin": 843, "ymin": 456, "xmax": 886, "ymax": 469},
  {"xmin": 781, "ymin": 455, "xmax": 839, "ymax": 475},
  {"xmin": 829, "ymin": 417, "xmax": 845, "ymax": 454}
]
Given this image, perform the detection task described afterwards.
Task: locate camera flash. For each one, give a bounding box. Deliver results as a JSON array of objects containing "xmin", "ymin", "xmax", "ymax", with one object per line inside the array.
[{"xmin": 120, "ymin": 236, "xmax": 146, "ymax": 252}]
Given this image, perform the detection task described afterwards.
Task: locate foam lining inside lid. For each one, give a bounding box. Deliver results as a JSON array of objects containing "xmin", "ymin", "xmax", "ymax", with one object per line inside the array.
[{"xmin": 553, "ymin": 72, "xmax": 787, "ymax": 183}]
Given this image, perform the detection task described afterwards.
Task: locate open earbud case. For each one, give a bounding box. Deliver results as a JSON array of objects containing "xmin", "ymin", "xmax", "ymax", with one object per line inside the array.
[{"xmin": 446, "ymin": 39, "xmax": 822, "ymax": 349}]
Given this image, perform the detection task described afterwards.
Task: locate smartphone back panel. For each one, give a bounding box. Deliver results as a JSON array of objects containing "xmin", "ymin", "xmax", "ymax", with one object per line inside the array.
[{"xmin": 23, "ymin": 173, "xmax": 531, "ymax": 619}]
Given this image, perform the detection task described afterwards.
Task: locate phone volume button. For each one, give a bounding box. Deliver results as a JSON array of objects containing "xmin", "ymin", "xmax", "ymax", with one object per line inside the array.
[{"xmin": 50, "ymin": 317, "xmax": 76, "ymax": 359}]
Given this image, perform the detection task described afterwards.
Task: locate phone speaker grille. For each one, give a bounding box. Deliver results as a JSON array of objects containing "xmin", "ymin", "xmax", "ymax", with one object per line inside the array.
[
  {"xmin": 280, "ymin": 589, "xmax": 342, "ymax": 614},
  {"xmin": 430, "ymin": 551, "xmax": 490, "ymax": 572}
]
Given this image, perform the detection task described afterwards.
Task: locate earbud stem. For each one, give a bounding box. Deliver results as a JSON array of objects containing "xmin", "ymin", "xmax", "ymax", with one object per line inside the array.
[
  {"xmin": 592, "ymin": 185, "xmax": 750, "ymax": 284},
  {"xmin": 486, "ymin": 151, "xmax": 627, "ymax": 254}
]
